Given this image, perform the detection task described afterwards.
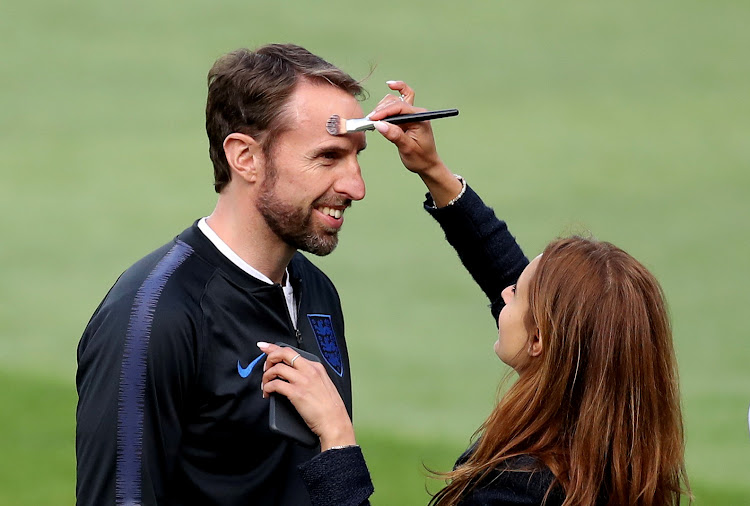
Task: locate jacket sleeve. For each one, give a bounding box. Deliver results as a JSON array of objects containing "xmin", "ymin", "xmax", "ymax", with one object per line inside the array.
[
  {"xmin": 424, "ymin": 184, "xmax": 529, "ymax": 323},
  {"xmin": 299, "ymin": 446, "xmax": 374, "ymax": 506},
  {"xmin": 76, "ymin": 286, "xmax": 198, "ymax": 506}
]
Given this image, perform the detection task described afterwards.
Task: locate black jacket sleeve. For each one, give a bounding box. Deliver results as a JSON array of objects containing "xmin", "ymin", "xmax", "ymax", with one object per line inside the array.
[
  {"xmin": 299, "ymin": 446, "xmax": 374, "ymax": 506},
  {"xmin": 424, "ymin": 184, "xmax": 529, "ymax": 323},
  {"xmin": 76, "ymin": 263, "xmax": 199, "ymax": 506}
]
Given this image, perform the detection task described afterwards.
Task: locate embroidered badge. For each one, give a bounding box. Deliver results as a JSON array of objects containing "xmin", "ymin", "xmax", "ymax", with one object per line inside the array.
[{"xmin": 307, "ymin": 314, "xmax": 343, "ymax": 377}]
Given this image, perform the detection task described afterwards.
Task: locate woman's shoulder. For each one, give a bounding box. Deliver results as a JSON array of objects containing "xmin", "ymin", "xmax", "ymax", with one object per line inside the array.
[{"xmin": 457, "ymin": 455, "xmax": 565, "ymax": 506}]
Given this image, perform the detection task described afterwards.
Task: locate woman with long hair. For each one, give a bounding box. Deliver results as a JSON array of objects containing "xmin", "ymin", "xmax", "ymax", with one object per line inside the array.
[
  {"xmin": 428, "ymin": 237, "xmax": 688, "ymax": 505},
  {"xmin": 259, "ymin": 82, "xmax": 690, "ymax": 505}
]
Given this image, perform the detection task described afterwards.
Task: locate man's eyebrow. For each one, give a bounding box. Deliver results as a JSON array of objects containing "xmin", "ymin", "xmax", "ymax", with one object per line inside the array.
[
  {"xmin": 312, "ymin": 144, "xmax": 349, "ymax": 155},
  {"xmin": 312, "ymin": 142, "xmax": 366, "ymax": 156}
]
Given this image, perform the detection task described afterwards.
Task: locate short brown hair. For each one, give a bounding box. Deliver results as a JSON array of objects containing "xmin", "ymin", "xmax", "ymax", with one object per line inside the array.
[{"xmin": 206, "ymin": 44, "xmax": 365, "ymax": 193}]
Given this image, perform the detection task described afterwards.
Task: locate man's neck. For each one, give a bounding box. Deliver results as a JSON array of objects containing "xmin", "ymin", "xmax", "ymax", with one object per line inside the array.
[{"xmin": 206, "ymin": 196, "xmax": 295, "ymax": 285}]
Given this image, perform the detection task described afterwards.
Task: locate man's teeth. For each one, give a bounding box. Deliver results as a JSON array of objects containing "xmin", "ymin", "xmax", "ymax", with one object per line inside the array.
[{"xmin": 320, "ymin": 207, "xmax": 342, "ymax": 219}]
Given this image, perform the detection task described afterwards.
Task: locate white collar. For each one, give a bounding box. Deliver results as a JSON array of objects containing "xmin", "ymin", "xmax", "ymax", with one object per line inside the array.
[{"xmin": 197, "ymin": 217, "xmax": 291, "ymax": 289}]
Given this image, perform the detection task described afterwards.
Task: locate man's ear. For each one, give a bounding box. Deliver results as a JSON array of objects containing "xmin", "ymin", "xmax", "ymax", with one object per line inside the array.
[
  {"xmin": 528, "ymin": 329, "xmax": 543, "ymax": 357},
  {"xmin": 223, "ymin": 133, "xmax": 262, "ymax": 184}
]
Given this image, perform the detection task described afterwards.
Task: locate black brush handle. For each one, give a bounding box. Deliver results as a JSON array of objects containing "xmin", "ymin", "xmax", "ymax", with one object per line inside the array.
[{"xmin": 382, "ymin": 109, "xmax": 459, "ymax": 125}]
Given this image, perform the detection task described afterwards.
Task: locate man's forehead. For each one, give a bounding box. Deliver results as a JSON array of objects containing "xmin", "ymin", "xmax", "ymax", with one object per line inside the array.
[
  {"xmin": 279, "ymin": 81, "xmax": 366, "ymax": 150},
  {"xmin": 287, "ymin": 81, "xmax": 364, "ymax": 126}
]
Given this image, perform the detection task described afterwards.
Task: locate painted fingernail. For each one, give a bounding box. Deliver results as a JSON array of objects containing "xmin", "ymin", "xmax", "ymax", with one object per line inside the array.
[
  {"xmin": 374, "ymin": 121, "xmax": 389, "ymax": 133},
  {"xmin": 386, "ymin": 80, "xmax": 400, "ymax": 85},
  {"xmin": 257, "ymin": 341, "xmax": 269, "ymax": 349}
]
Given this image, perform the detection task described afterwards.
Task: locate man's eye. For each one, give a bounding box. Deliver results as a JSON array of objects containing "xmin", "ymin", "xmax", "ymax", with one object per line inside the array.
[{"xmin": 322, "ymin": 151, "xmax": 339, "ymax": 160}]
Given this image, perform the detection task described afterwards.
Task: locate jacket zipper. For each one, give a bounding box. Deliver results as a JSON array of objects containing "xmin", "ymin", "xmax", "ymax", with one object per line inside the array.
[
  {"xmin": 294, "ymin": 280, "xmax": 303, "ymax": 345},
  {"xmin": 277, "ymin": 282, "xmax": 302, "ymax": 345}
]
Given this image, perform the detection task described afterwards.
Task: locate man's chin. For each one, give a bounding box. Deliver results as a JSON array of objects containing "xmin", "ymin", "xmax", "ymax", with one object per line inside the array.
[
  {"xmin": 306, "ymin": 245, "xmax": 337, "ymax": 257},
  {"xmin": 293, "ymin": 232, "xmax": 339, "ymax": 257}
]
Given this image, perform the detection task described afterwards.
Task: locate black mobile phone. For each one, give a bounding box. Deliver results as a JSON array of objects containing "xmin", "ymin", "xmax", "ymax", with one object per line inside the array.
[{"xmin": 268, "ymin": 343, "xmax": 320, "ymax": 448}]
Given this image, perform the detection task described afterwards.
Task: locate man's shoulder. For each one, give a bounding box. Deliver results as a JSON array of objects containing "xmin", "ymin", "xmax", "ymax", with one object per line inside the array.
[
  {"xmin": 80, "ymin": 226, "xmax": 218, "ymax": 357},
  {"xmin": 120, "ymin": 236, "xmax": 205, "ymax": 288},
  {"xmin": 93, "ymin": 224, "xmax": 217, "ymax": 315}
]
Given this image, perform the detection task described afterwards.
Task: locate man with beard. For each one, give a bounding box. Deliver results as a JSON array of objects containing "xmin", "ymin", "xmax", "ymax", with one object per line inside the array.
[{"xmin": 76, "ymin": 44, "xmax": 369, "ymax": 505}]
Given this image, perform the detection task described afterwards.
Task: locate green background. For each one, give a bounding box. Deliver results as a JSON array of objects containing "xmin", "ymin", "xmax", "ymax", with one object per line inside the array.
[{"xmin": 1, "ymin": 0, "xmax": 748, "ymax": 503}]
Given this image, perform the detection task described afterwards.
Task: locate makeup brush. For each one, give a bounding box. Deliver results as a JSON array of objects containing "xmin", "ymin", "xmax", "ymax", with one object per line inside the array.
[{"xmin": 326, "ymin": 108, "xmax": 459, "ymax": 136}]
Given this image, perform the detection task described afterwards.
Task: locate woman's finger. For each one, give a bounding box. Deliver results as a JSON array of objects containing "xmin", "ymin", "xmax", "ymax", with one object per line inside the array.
[
  {"xmin": 367, "ymin": 95, "xmax": 409, "ymax": 120},
  {"xmin": 386, "ymin": 80, "xmax": 415, "ymax": 105},
  {"xmin": 369, "ymin": 103, "xmax": 428, "ymax": 123},
  {"xmin": 262, "ymin": 370, "xmax": 297, "ymax": 399},
  {"xmin": 261, "ymin": 357, "xmax": 329, "ymax": 397},
  {"xmin": 372, "ymin": 121, "xmax": 411, "ymax": 150},
  {"xmin": 367, "ymin": 81, "xmax": 418, "ymax": 119},
  {"xmin": 258, "ymin": 342, "xmax": 308, "ymax": 371},
  {"xmin": 261, "ymin": 359, "xmax": 309, "ymax": 399}
]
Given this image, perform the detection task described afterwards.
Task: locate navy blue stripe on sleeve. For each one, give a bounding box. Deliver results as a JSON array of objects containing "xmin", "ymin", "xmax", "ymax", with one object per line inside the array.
[{"xmin": 116, "ymin": 240, "xmax": 193, "ymax": 506}]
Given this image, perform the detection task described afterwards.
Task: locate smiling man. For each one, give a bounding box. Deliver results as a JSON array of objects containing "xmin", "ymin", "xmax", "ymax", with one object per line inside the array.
[{"xmin": 76, "ymin": 44, "xmax": 369, "ymax": 505}]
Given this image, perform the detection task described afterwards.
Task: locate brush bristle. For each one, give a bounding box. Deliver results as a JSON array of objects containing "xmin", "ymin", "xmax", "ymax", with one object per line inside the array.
[{"xmin": 326, "ymin": 115, "xmax": 342, "ymax": 136}]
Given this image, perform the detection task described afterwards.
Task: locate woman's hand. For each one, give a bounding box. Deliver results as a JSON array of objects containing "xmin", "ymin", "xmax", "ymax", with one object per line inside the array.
[
  {"xmin": 258, "ymin": 342, "xmax": 356, "ymax": 451},
  {"xmin": 368, "ymin": 81, "xmax": 463, "ymax": 207}
]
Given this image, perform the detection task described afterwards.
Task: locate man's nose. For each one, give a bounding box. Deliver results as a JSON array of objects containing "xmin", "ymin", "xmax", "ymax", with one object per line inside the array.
[{"xmin": 334, "ymin": 160, "xmax": 366, "ymax": 201}]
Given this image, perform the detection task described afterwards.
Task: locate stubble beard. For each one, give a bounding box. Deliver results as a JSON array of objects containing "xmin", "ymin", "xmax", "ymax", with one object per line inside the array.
[{"xmin": 256, "ymin": 164, "xmax": 343, "ymax": 257}]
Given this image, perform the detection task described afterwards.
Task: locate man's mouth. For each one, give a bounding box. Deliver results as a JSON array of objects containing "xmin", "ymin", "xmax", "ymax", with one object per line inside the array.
[
  {"xmin": 313, "ymin": 201, "xmax": 350, "ymax": 231},
  {"xmin": 318, "ymin": 206, "xmax": 343, "ymax": 219}
]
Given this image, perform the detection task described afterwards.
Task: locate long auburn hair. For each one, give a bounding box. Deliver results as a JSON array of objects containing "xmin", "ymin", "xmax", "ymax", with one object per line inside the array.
[{"xmin": 430, "ymin": 237, "xmax": 690, "ymax": 505}]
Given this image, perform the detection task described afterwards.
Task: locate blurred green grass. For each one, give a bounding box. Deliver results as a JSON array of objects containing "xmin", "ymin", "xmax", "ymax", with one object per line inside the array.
[{"xmin": 1, "ymin": 0, "xmax": 749, "ymax": 504}]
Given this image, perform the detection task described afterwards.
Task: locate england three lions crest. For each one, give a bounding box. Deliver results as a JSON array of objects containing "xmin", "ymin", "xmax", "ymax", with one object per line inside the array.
[{"xmin": 307, "ymin": 314, "xmax": 343, "ymax": 377}]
